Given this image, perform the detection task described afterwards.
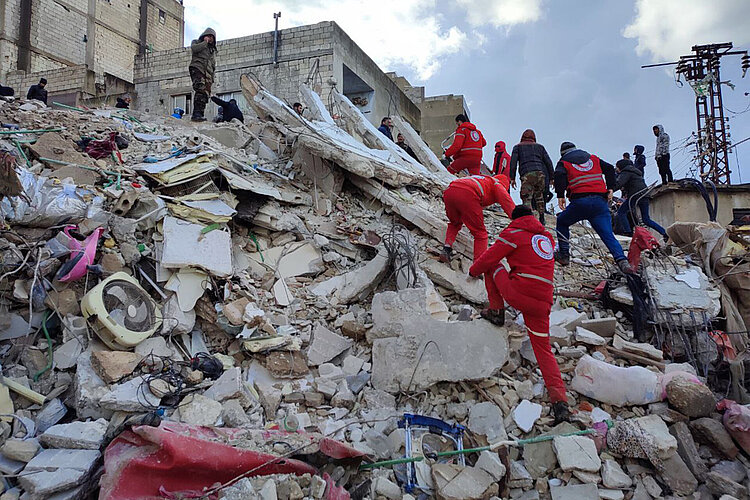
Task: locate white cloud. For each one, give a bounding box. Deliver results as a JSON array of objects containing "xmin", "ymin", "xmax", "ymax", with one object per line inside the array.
[
  {"xmin": 184, "ymin": 0, "xmax": 466, "ymax": 80},
  {"xmin": 456, "ymin": 0, "xmax": 543, "ymax": 28},
  {"xmin": 624, "ymin": 0, "xmax": 750, "ymax": 61}
]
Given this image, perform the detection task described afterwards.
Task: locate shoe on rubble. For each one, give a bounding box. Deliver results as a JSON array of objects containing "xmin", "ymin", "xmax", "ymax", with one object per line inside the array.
[
  {"xmin": 554, "ymin": 252, "xmax": 570, "ymax": 266},
  {"xmin": 662, "ymin": 233, "xmax": 669, "ymax": 244},
  {"xmin": 191, "ymin": 114, "xmax": 207, "ymax": 122},
  {"xmin": 480, "ymin": 308, "xmax": 505, "ymax": 327},
  {"xmin": 438, "ymin": 246, "xmax": 452, "ymax": 264},
  {"xmin": 617, "ymin": 259, "xmax": 636, "ymax": 274},
  {"xmin": 552, "ymin": 401, "xmax": 571, "ymax": 424}
]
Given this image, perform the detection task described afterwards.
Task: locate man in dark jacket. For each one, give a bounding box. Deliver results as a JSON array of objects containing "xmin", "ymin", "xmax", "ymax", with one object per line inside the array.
[
  {"xmin": 633, "ymin": 145, "xmax": 646, "ymax": 173},
  {"xmin": 26, "ymin": 78, "xmax": 48, "ymax": 104},
  {"xmin": 189, "ymin": 28, "xmax": 217, "ymax": 122},
  {"xmin": 211, "ymin": 96, "xmax": 244, "ymax": 123},
  {"xmin": 509, "ymin": 129, "xmax": 554, "ymax": 224},
  {"xmin": 378, "ymin": 117, "xmax": 394, "ymax": 141},
  {"xmin": 396, "ymin": 133, "xmax": 418, "ymax": 160},
  {"xmin": 0, "ymin": 84, "xmax": 13, "ymax": 97},
  {"xmin": 614, "ymin": 159, "xmax": 667, "ymax": 241},
  {"xmin": 115, "ymin": 94, "xmax": 131, "ymax": 109},
  {"xmin": 554, "ymin": 142, "xmax": 633, "ymax": 273}
]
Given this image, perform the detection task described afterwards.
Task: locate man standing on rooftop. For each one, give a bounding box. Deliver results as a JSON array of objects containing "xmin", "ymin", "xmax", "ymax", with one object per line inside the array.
[{"xmin": 189, "ymin": 28, "xmax": 217, "ymax": 122}]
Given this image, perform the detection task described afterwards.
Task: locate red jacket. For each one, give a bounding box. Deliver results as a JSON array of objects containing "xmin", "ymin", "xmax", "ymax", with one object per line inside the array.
[
  {"xmin": 493, "ymin": 141, "xmax": 511, "ymax": 182},
  {"xmin": 445, "ymin": 122, "xmax": 486, "ymax": 160},
  {"xmin": 562, "ymin": 154, "xmax": 607, "ymax": 195},
  {"xmin": 469, "ymin": 215, "xmax": 555, "ymax": 305},
  {"xmin": 448, "ymin": 175, "xmax": 516, "ymax": 216}
]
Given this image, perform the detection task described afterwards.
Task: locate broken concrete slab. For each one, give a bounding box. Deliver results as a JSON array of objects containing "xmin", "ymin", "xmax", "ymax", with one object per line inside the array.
[
  {"xmin": 475, "ymin": 450, "xmax": 506, "ymax": 481},
  {"xmin": 553, "ymin": 435, "xmax": 601, "ymax": 472},
  {"xmin": 161, "ymin": 216, "xmax": 233, "ymax": 277},
  {"xmin": 421, "ymin": 259, "xmax": 488, "ymax": 304},
  {"xmin": 53, "ymin": 339, "xmax": 84, "ymax": 371},
  {"xmin": 706, "ymin": 470, "xmax": 748, "ymax": 499},
  {"xmin": 612, "ymin": 335, "xmax": 663, "ymax": 360},
  {"xmin": 1, "ymin": 439, "xmax": 39, "ymax": 462},
  {"xmin": 203, "ymin": 367, "xmax": 244, "ymax": 402},
  {"xmin": 657, "ymin": 451, "xmax": 698, "ymax": 496},
  {"xmin": 90, "ymin": 351, "xmax": 144, "ymax": 384},
  {"xmin": 690, "ymin": 417, "xmax": 739, "ymax": 459},
  {"xmin": 513, "ymin": 399, "xmax": 542, "ymax": 433},
  {"xmin": 100, "ymin": 376, "xmax": 161, "ymax": 412},
  {"xmin": 431, "ymin": 464, "xmax": 495, "ymax": 500},
  {"xmin": 550, "ymin": 308, "xmax": 587, "ymax": 331},
  {"xmin": 580, "ymin": 317, "xmax": 617, "ymax": 337},
  {"xmin": 601, "ymin": 459, "xmax": 631, "ymax": 489},
  {"xmin": 247, "ymin": 241, "xmax": 324, "ymax": 280},
  {"xmin": 574, "ymin": 326, "xmax": 607, "ymax": 346},
  {"xmin": 73, "ymin": 351, "xmax": 114, "ymax": 420},
  {"xmin": 40, "ymin": 419, "xmax": 107, "ymax": 450},
  {"xmin": 178, "ymin": 394, "xmax": 222, "ymax": 427},
  {"xmin": 371, "ymin": 290, "xmax": 508, "ymax": 393},
  {"xmin": 608, "ymin": 415, "xmax": 678, "ymax": 461},
  {"xmin": 550, "ymin": 483, "xmax": 599, "ymax": 500},
  {"xmin": 669, "ymin": 421, "xmax": 708, "ymax": 481},
  {"xmin": 20, "ymin": 449, "xmax": 100, "ymax": 498},
  {"xmin": 524, "ymin": 422, "xmax": 577, "ymax": 479},
  {"xmin": 311, "ymin": 247, "xmax": 389, "ymax": 304},
  {"xmin": 646, "ymin": 262, "xmax": 721, "ymax": 324},
  {"xmin": 307, "ymin": 325, "xmax": 354, "ymax": 366},
  {"xmin": 468, "ymin": 402, "xmax": 508, "ymax": 442}
]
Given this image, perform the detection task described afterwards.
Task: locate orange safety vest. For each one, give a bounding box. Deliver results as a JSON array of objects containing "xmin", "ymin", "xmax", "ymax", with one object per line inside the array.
[{"xmin": 562, "ymin": 155, "xmax": 606, "ymax": 194}]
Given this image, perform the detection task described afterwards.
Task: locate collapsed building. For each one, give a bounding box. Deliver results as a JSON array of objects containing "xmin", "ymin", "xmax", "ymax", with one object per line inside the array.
[{"xmin": 0, "ymin": 62, "xmax": 748, "ymax": 500}]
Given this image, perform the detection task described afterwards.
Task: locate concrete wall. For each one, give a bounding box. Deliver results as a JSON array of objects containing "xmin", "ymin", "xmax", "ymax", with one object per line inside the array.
[
  {"xmin": 0, "ymin": 0, "xmax": 183, "ymax": 91},
  {"xmin": 5, "ymin": 64, "xmax": 91, "ymax": 104},
  {"xmin": 331, "ymin": 25, "xmax": 420, "ymax": 131},
  {"xmin": 650, "ymin": 185, "xmax": 750, "ymax": 228},
  {"xmin": 134, "ymin": 22, "xmax": 336, "ymax": 120},
  {"xmin": 419, "ymin": 94, "xmax": 469, "ymax": 157}
]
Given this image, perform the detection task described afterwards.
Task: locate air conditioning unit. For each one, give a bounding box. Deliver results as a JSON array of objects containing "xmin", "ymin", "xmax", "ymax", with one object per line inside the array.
[{"xmin": 81, "ymin": 272, "xmax": 162, "ymax": 350}]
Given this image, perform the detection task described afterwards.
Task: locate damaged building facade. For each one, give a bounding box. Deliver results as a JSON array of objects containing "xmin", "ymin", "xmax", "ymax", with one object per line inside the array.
[
  {"xmin": 134, "ymin": 21, "xmax": 468, "ymax": 152},
  {"xmin": 0, "ymin": 0, "xmax": 184, "ymax": 106}
]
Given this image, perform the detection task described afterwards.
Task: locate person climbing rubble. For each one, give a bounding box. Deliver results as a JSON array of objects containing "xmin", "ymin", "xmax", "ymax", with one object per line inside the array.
[
  {"xmin": 554, "ymin": 141, "xmax": 634, "ymax": 274},
  {"xmin": 440, "ymin": 173, "xmax": 515, "ymax": 265},
  {"xmin": 444, "ymin": 114, "xmax": 486, "ymax": 176},
  {"xmin": 491, "ymin": 140, "xmax": 511, "ymax": 183},
  {"xmin": 508, "ymin": 129, "xmax": 554, "ymax": 224},
  {"xmin": 468, "ymin": 204, "xmax": 570, "ymax": 423},
  {"xmin": 614, "ymin": 156, "xmax": 668, "ymax": 242},
  {"xmin": 211, "ymin": 96, "xmax": 244, "ymax": 123},
  {"xmin": 26, "ymin": 78, "xmax": 48, "ymax": 105},
  {"xmin": 189, "ymin": 27, "xmax": 218, "ymax": 122},
  {"xmin": 115, "ymin": 94, "xmax": 131, "ymax": 109}
]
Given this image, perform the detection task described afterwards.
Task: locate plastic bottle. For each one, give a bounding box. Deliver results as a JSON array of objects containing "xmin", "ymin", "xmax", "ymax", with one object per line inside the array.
[{"xmin": 570, "ymin": 354, "xmax": 662, "ymax": 406}]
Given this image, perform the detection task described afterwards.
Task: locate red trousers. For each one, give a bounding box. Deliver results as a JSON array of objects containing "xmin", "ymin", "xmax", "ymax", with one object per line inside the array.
[
  {"xmin": 443, "ymin": 186, "xmax": 487, "ymax": 260},
  {"xmin": 486, "ymin": 268, "xmax": 567, "ymax": 403},
  {"xmin": 448, "ymin": 156, "xmax": 482, "ymax": 176}
]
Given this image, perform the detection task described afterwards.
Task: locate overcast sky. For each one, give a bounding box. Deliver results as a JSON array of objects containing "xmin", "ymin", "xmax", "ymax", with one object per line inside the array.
[{"xmin": 183, "ymin": 0, "xmax": 750, "ymax": 186}]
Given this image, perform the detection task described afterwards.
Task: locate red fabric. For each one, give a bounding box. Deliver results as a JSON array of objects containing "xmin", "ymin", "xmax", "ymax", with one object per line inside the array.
[
  {"xmin": 493, "ymin": 141, "xmax": 511, "ymax": 181},
  {"xmin": 562, "ymin": 154, "xmax": 607, "ymax": 194},
  {"xmin": 447, "ymin": 175, "xmax": 515, "ymax": 215},
  {"xmin": 487, "ymin": 268, "xmax": 566, "ymax": 403},
  {"xmin": 469, "ymin": 215, "xmax": 555, "ymax": 303},
  {"xmin": 445, "ymin": 122, "xmax": 486, "ymax": 159},
  {"xmin": 628, "ymin": 226, "xmax": 660, "ymax": 269},
  {"xmin": 443, "ymin": 186, "xmax": 488, "ymax": 260},
  {"xmin": 100, "ymin": 422, "xmax": 361, "ymax": 500},
  {"xmin": 447, "ymin": 155, "xmax": 482, "ymax": 176}
]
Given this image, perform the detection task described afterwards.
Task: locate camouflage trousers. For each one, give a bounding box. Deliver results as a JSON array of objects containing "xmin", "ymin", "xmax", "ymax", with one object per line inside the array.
[
  {"xmin": 189, "ymin": 67, "xmax": 211, "ymax": 117},
  {"xmin": 520, "ymin": 170, "xmax": 547, "ymax": 220}
]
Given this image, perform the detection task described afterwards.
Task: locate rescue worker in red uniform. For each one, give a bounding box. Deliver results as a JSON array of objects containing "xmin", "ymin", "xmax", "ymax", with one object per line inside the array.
[
  {"xmin": 469, "ymin": 204, "xmax": 570, "ymax": 423},
  {"xmin": 441, "ymin": 174, "xmax": 516, "ymax": 264},
  {"xmin": 492, "ymin": 141, "xmax": 511, "ymax": 183},
  {"xmin": 444, "ymin": 114, "xmax": 486, "ymax": 176}
]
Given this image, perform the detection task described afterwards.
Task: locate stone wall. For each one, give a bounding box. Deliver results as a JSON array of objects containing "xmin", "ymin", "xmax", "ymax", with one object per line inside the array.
[
  {"xmin": 650, "ymin": 184, "xmax": 750, "ymax": 228},
  {"xmin": 419, "ymin": 94, "xmax": 470, "ymax": 157},
  {"xmin": 5, "ymin": 64, "xmax": 90, "ymax": 104}
]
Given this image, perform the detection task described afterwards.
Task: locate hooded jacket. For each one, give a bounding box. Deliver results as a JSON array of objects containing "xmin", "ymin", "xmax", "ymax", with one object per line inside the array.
[
  {"xmin": 654, "ymin": 125, "xmax": 670, "ymax": 159},
  {"xmin": 509, "ymin": 129, "xmax": 554, "ymax": 182},
  {"xmin": 444, "ymin": 122, "xmax": 486, "ymax": 159},
  {"xmin": 447, "ymin": 175, "xmax": 515, "ymax": 216},
  {"xmin": 211, "ymin": 96, "xmax": 244, "ymax": 123},
  {"xmin": 115, "ymin": 97, "xmax": 130, "ymax": 109},
  {"xmin": 469, "ymin": 215, "xmax": 555, "ymax": 304},
  {"xmin": 615, "ymin": 161, "xmax": 647, "ymax": 199},
  {"xmin": 492, "ymin": 141, "xmax": 511, "ymax": 180},
  {"xmin": 633, "ymin": 145, "xmax": 646, "ymax": 173},
  {"xmin": 554, "ymin": 148, "xmax": 616, "ymax": 200},
  {"xmin": 26, "ymin": 84, "xmax": 47, "ymax": 104},
  {"xmin": 190, "ymin": 28, "xmax": 217, "ymax": 81}
]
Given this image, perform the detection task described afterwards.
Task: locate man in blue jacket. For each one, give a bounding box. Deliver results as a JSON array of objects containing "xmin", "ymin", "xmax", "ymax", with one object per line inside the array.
[{"xmin": 378, "ymin": 117, "xmax": 394, "ymax": 141}]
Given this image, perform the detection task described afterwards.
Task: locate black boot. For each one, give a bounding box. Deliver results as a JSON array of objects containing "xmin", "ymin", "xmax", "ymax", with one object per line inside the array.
[
  {"xmin": 480, "ymin": 308, "xmax": 505, "ymax": 326},
  {"xmin": 554, "ymin": 252, "xmax": 570, "ymax": 266},
  {"xmin": 438, "ymin": 245, "xmax": 452, "ymax": 264},
  {"xmin": 552, "ymin": 402, "xmax": 571, "ymax": 424},
  {"xmin": 191, "ymin": 113, "xmax": 206, "ymax": 122}
]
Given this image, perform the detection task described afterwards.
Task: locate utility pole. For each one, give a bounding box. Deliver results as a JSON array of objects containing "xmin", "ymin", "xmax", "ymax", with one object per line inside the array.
[
  {"xmin": 273, "ymin": 12, "xmax": 281, "ymax": 67},
  {"xmin": 643, "ymin": 43, "xmax": 749, "ymax": 185}
]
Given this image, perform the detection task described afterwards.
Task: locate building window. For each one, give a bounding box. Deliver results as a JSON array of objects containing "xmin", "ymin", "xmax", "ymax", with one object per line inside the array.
[
  {"xmin": 159, "ymin": 9, "xmax": 166, "ymax": 24},
  {"xmin": 171, "ymin": 94, "xmax": 191, "ymax": 116}
]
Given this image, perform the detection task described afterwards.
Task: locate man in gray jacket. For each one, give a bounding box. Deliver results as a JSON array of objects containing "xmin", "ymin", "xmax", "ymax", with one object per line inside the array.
[
  {"xmin": 189, "ymin": 28, "xmax": 217, "ymax": 122},
  {"xmin": 653, "ymin": 124, "xmax": 673, "ymax": 185}
]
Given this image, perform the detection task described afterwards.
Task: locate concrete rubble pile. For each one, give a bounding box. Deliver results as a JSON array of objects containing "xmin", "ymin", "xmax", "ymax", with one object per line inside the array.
[{"xmin": 0, "ymin": 79, "xmax": 747, "ymax": 500}]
